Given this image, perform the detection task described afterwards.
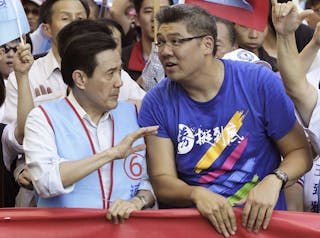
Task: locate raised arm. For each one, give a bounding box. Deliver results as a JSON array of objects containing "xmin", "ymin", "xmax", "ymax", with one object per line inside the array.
[
  {"xmin": 272, "ymin": 0, "xmax": 317, "ymax": 125},
  {"xmin": 298, "ymin": 22, "xmax": 320, "ymax": 73},
  {"xmin": 13, "ymin": 43, "xmax": 34, "ymax": 145}
]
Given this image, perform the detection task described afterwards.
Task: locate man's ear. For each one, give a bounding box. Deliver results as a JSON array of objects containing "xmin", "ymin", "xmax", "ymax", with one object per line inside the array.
[
  {"xmin": 202, "ymin": 35, "xmax": 215, "ymax": 55},
  {"xmin": 72, "ymin": 70, "xmax": 87, "ymax": 90},
  {"xmin": 41, "ymin": 23, "xmax": 52, "ymax": 38}
]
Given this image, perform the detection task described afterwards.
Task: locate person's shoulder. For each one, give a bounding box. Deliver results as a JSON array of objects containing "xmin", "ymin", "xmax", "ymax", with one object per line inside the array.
[
  {"xmin": 223, "ymin": 59, "xmax": 264, "ymax": 73},
  {"xmin": 223, "ymin": 59, "xmax": 279, "ymax": 87}
]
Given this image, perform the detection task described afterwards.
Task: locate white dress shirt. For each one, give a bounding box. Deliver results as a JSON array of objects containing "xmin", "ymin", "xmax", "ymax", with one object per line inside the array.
[{"xmin": 23, "ymin": 91, "xmax": 152, "ymax": 199}]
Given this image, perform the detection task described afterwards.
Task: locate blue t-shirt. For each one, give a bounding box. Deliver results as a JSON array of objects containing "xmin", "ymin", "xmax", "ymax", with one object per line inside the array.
[{"xmin": 138, "ymin": 60, "xmax": 296, "ymax": 210}]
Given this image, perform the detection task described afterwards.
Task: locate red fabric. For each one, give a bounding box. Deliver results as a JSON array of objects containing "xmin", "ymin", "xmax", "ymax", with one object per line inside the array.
[
  {"xmin": 0, "ymin": 208, "xmax": 319, "ymax": 238},
  {"xmin": 185, "ymin": 0, "xmax": 269, "ymax": 32},
  {"xmin": 127, "ymin": 41, "xmax": 145, "ymax": 72}
]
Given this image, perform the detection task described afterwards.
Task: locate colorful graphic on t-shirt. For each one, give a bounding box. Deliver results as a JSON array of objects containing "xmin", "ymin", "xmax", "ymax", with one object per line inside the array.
[
  {"xmin": 228, "ymin": 174, "xmax": 259, "ymax": 206},
  {"xmin": 194, "ymin": 111, "xmax": 245, "ymax": 173},
  {"xmin": 199, "ymin": 136, "xmax": 248, "ymax": 184}
]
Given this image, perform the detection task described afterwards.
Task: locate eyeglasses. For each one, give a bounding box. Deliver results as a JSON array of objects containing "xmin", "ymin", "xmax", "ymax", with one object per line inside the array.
[
  {"xmin": 155, "ymin": 34, "xmax": 208, "ymax": 50},
  {"xmin": 3, "ymin": 45, "xmax": 18, "ymax": 54},
  {"xmin": 24, "ymin": 7, "xmax": 39, "ymax": 15}
]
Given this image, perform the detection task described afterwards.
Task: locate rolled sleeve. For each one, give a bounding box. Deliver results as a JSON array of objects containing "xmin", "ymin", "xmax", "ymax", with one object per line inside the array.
[
  {"xmin": 24, "ymin": 107, "xmax": 75, "ymax": 198},
  {"xmin": 1, "ymin": 122, "xmax": 24, "ymax": 171}
]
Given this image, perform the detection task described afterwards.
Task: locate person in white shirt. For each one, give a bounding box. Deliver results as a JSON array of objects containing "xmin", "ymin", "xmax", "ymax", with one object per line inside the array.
[
  {"xmin": 272, "ymin": 0, "xmax": 320, "ymax": 212},
  {"xmin": 23, "ymin": 31, "xmax": 158, "ymax": 222},
  {"xmin": 2, "ymin": 0, "xmax": 145, "ymax": 208},
  {"xmin": 1, "ymin": 0, "xmax": 90, "ymax": 207}
]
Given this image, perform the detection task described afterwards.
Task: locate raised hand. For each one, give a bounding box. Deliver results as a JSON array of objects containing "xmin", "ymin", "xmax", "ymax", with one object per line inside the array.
[
  {"xmin": 271, "ymin": 0, "xmax": 313, "ymax": 35},
  {"xmin": 13, "ymin": 43, "xmax": 33, "ymax": 78}
]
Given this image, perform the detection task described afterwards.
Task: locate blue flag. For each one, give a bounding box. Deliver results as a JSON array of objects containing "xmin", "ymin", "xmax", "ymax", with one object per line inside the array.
[{"xmin": 0, "ymin": 0, "xmax": 30, "ymax": 46}]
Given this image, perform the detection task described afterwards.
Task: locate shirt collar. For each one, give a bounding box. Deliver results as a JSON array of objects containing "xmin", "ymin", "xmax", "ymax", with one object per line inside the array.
[
  {"xmin": 43, "ymin": 49, "xmax": 60, "ymax": 79},
  {"xmin": 67, "ymin": 90, "xmax": 112, "ymax": 123}
]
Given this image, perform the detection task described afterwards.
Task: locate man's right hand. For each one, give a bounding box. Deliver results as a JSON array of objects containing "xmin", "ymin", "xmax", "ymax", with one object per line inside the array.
[
  {"xmin": 271, "ymin": 0, "xmax": 313, "ymax": 35},
  {"xmin": 13, "ymin": 43, "xmax": 33, "ymax": 78},
  {"xmin": 191, "ymin": 186, "xmax": 237, "ymax": 238}
]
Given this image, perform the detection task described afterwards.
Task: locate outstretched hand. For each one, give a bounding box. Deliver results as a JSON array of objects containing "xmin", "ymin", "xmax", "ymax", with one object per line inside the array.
[
  {"xmin": 271, "ymin": 0, "xmax": 313, "ymax": 35},
  {"xmin": 111, "ymin": 125, "xmax": 159, "ymax": 159}
]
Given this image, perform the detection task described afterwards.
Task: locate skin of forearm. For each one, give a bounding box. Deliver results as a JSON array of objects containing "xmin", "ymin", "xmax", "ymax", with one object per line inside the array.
[
  {"xmin": 151, "ymin": 174, "xmax": 197, "ymax": 207},
  {"xmin": 133, "ymin": 190, "xmax": 155, "ymax": 209},
  {"xmin": 59, "ymin": 149, "xmax": 117, "ymax": 188},
  {"xmin": 277, "ymin": 33, "xmax": 318, "ymax": 125},
  {"xmin": 298, "ymin": 37, "xmax": 320, "ymax": 74},
  {"xmin": 15, "ymin": 74, "xmax": 34, "ymax": 145},
  {"xmin": 277, "ymin": 33, "xmax": 303, "ymax": 96},
  {"xmin": 279, "ymin": 148, "xmax": 312, "ymax": 187}
]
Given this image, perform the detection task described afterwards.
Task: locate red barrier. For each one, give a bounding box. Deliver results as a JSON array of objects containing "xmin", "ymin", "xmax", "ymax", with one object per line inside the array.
[{"xmin": 0, "ymin": 208, "xmax": 319, "ymax": 238}]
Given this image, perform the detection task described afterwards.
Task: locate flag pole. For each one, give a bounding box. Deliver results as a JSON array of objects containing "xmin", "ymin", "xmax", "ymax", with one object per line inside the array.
[
  {"xmin": 99, "ymin": 0, "xmax": 108, "ymax": 19},
  {"xmin": 153, "ymin": 0, "xmax": 160, "ymax": 43}
]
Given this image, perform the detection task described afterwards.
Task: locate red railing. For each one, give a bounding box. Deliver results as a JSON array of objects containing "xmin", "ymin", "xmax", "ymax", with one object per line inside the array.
[{"xmin": 0, "ymin": 208, "xmax": 319, "ymax": 237}]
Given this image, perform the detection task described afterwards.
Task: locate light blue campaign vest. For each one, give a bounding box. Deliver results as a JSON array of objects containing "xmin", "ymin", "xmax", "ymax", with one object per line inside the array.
[{"xmin": 37, "ymin": 98, "xmax": 146, "ymax": 208}]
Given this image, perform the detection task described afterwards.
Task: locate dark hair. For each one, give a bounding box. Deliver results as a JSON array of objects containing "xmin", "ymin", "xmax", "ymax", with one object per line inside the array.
[
  {"xmin": 61, "ymin": 32, "xmax": 117, "ymax": 87},
  {"xmin": 133, "ymin": 0, "xmax": 174, "ymax": 14},
  {"xmin": 83, "ymin": 0, "xmax": 99, "ymax": 18},
  {"xmin": 156, "ymin": 4, "xmax": 217, "ymax": 55},
  {"xmin": 305, "ymin": 0, "xmax": 320, "ymax": 9},
  {"xmin": 57, "ymin": 19, "xmax": 112, "ymax": 57},
  {"xmin": 215, "ymin": 17, "xmax": 236, "ymax": 46},
  {"xmin": 38, "ymin": 0, "xmax": 90, "ymax": 24},
  {"xmin": 96, "ymin": 18, "xmax": 126, "ymax": 48}
]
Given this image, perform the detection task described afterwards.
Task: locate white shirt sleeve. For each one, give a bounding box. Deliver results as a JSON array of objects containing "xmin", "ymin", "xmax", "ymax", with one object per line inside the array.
[
  {"xmin": 23, "ymin": 107, "xmax": 75, "ymax": 198},
  {"xmin": 1, "ymin": 122, "xmax": 24, "ymax": 171}
]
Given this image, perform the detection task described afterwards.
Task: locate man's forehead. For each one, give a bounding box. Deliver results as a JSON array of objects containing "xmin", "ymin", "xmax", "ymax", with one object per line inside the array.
[
  {"xmin": 6, "ymin": 39, "xmax": 20, "ymax": 47},
  {"xmin": 52, "ymin": 0, "xmax": 86, "ymax": 12},
  {"xmin": 158, "ymin": 22, "xmax": 187, "ymax": 35}
]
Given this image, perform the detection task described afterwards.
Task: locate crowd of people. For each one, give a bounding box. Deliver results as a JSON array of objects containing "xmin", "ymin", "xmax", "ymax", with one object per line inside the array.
[{"xmin": 0, "ymin": 0, "xmax": 319, "ymax": 237}]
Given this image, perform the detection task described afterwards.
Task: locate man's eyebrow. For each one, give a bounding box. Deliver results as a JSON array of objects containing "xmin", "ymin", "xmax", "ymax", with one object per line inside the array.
[{"xmin": 157, "ymin": 33, "xmax": 182, "ymax": 38}]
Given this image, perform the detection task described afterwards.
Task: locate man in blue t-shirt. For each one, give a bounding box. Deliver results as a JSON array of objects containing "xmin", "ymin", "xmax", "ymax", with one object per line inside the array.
[{"xmin": 138, "ymin": 4, "xmax": 312, "ymax": 237}]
